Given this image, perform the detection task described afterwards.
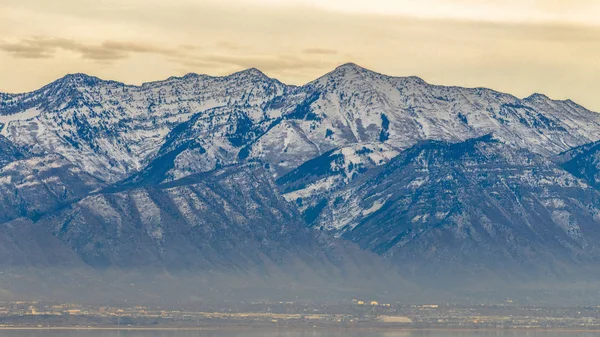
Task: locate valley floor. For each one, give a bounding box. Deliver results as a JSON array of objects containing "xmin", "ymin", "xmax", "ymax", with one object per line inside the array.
[{"xmin": 3, "ymin": 301, "xmax": 600, "ymax": 331}]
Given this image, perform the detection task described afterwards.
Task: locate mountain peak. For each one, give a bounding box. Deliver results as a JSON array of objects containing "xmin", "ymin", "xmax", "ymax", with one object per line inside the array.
[
  {"xmin": 59, "ymin": 73, "xmax": 100, "ymax": 84},
  {"xmin": 525, "ymin": 93, "xmax": 550, "ymax": 101},
  {"xmin": 230, "ymin": 67, "xmax": 269, "ymax": 79},
  {"xmin": 308, "ymin": 63, "xmax": 378, "ymax": 87},
  {"xmin": 46, "ymin": 73, "xmax": 104, "ymax": 92},
  {"xmin": 336, "ymin": 62, "xmax": 367, "ymax": 71},
  {"xmin": 329, "ymin": 62, "xmax": 372, "ymax": 76},
  {"xmin": 182, "ymin": 72, "xmax": 201, "ymax": 79},
  {"xmin": 318, "ymin": 63, "xmax": 427, "ymax": 86}
]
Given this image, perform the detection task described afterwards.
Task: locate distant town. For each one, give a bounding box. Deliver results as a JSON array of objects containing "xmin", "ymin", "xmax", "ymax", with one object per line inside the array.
[{"xmin": 2, "ymin": 300, "xmax": 600, "ymax": 330}]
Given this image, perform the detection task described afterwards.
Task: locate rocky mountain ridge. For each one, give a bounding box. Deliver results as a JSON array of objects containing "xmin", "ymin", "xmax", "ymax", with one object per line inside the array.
[{"xmin": 3, "ymin": 64, "xmax": 600, "ymax": 184}]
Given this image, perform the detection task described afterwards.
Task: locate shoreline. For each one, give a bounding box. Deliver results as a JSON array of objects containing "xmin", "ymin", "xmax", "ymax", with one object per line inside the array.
[{"xmin": 2, "ymin": 326, "xmax": 600, "ymax": 333}]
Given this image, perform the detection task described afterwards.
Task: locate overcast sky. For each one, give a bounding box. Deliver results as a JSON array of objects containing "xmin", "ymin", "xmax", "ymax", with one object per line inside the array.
[{"xmin": 1, "ymin": 0, "xmax": 599, "ymax": 110}]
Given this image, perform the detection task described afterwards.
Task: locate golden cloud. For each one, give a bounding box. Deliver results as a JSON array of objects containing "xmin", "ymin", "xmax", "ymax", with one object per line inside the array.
[
  {"xmin": 303, "ymin": 48, "xmax": 339, "ymax": 55},
  {"xmin": 0, "ymin": 37, "xmax": 185, "ymax": 61}
]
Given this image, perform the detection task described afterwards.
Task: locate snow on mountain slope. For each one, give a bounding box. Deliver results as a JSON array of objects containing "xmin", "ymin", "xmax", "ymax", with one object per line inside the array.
[
  {"xmin": 0, "ymin": 154, "xmax": 104, "ymax": 223},
  {"xmin": 306, "ymin": 135, "xmax": 600, "ymax": 286},
  {"xmin": 2, "ymin": 65, "xmax": 600, "ymax": 299},
  {"xmin": 249, "ymin": 64, "xmax": 600, "ymax": 177},
  {"xmin": 0, "ymin": 107, "xmax": 42, "ymax": 135},
  {"xmin": 277, "ymin": 143, "xmax": 399, "ymax": 218},
  {"xmin": 32, "ymin": 163, "xmax": 408, "ymax": 296},
  {"xmin": 0, "ymin": 70, "xmax": 289, "ymax": 182},
  {"xmin": 123, "ymin": 104, "xmax": 283, "ymax": 184}
]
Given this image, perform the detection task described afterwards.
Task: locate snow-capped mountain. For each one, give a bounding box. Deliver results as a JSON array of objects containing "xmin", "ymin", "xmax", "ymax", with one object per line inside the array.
[
  {"xmin": 306, "ymin": 135, "xmax": 600, "ymax": 286},
  {"xmin": 0, "ymin": 70, "xmax": 289, "ymax": 182},
  {"xmin": 250, "ymin": 63, "xmax": 600, "ymax": 176},
  {"xmin": 2, "ymin": 63, "xmax": 599, "ymax": 186},
  {"xmin": 269, "ymin": 64, "xmax": 600, "ymax": 211},
  {"xmin": 2, "ymin": 64, "xmax": 600, "ymax": 301}
]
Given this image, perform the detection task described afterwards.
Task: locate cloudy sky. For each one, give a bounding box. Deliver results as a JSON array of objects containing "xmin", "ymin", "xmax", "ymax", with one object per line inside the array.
[{"xmin": 1, "ymin": 0, "xmax": 599, "ymax": 110}]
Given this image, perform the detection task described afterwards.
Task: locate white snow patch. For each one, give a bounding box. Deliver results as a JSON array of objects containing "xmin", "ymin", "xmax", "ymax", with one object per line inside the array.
[
  {"xmin": 0, "ymin": 176, "xmax": 11, "ymax": 184},
  {"xmin": 15, "ymin": 180, "xmax": 41, "ymax": 189},
  {"xmin": 412, "ymin": 214, "xmax": 430, "ymax": 223},
  {"xmin": 0, "ymin": 107, "xmax": 42, "ymax": 123},
  {"xmin": 408, "ymin": 177, "xmax": 428, "ymax": 189},
  {"xmin": 362, "ymin": 199, "xmax": 385, "ymax": 216},
  {"xmin": 0, "ymin": 108, "xmax": 42, "ymax": 135},
  {"xmin": 283, "ymin": 176, "xmax": 337, "ymax": 201}
]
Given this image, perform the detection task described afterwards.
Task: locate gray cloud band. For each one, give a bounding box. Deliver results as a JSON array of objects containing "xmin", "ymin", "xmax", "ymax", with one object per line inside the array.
[
  {"xmin": 0, "ymin": 37, "xmax": 343, "ymax": 73},
  {"xmin": 0, "ymin": 37, "xmax": 183, "ymax": 60}
]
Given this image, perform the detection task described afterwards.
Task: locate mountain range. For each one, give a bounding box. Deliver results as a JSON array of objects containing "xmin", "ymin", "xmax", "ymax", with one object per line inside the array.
[{"xmin": 2, "ymin": 63, "xmax": 600, "ymax": 304}]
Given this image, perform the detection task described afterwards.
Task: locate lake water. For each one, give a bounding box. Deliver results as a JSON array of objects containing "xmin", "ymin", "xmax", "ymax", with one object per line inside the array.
[{"xmin": 1, "ymin": 330, "xmax": 600, "ymax": 337}]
